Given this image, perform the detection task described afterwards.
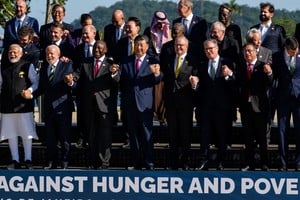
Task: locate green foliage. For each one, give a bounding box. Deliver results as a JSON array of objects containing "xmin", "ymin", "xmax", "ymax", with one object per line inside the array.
[{"xmin": 71, "ymin": 0, "xmax": 300, "ymax": 40}]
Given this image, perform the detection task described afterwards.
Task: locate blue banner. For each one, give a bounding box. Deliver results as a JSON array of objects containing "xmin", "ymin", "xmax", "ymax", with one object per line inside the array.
[{"xmin": 0, "ymin": 170, "xmax": 299, "ymax": 199}]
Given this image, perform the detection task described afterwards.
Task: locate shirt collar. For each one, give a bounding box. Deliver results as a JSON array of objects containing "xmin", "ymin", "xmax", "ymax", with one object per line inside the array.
[
  {"xmin": 184, "ymin": 13, "xmax": 193, "ymax": 22},
  {"xmin": 94, "ymin": 55, "xmax": 105, "ymax": 63},
  {"xmin": 135, "ymin": 54, "xmax": 146, "ymax": 63}
]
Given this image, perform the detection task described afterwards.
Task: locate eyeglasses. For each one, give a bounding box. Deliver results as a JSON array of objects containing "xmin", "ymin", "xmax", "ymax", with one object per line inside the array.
[{"xmin": 205, "ymin": 46, "xmax": 217, "ymax": 51}]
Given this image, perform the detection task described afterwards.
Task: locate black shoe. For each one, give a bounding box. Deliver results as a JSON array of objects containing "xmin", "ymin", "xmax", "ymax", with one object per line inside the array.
[
  {"xmin": 127, "ymin": 166, "xmax": 141, "ymax": 170},
  {"xmin": 195, "ymin": 160, "xmax": 208, "ymax": 170},
  {"xmin": 24, "ymin": 160, "xmax": 33, "ymax": 169},
  {"xmin": 217, "ymin": 162, "xmax": 224, "ymax": 171},
  {"xmin": 279, "ymin": 165, "xmax": 287, "ymax": 171},
  {"xmin": 146, "ymin": 165, "xmax": 155, "ymax": 170},
  {"xmin": 44, "ymin": 162, "xmax": 57, "ymax": 170},
  {"xmin": 296, "ymin": 165, "xmax": 300, "ymax": 171},
  {"xmin": 182, "ymin": 164, "xmax": 190, "ymax": 171},
  {"xmin": 241, "ymin": 165, "xmax": 255, "ymax": 171},
  {"xmin": 61, "ymin": 161, "xmax": 68, "ymax": 169},
  {"xmin": 122, "ymin": 140, "xmax": 130, "ymax": 148},
  {"xmin": 7, "ymin": 160, "xmax": 21, "ymax": 170},
  {"xmin": 75, "ymin": 138, "xmax": 88, "ymax": 149},
  {"xmin": 261, "ymin": 164, "xmax": 269, "ymax": 171}
]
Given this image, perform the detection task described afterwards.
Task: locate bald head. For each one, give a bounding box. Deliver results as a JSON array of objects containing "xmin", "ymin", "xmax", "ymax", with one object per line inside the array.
[
  {"xmin": 112, "ymin": 9, "xmax": 125, "ymax": 28},
  {"xmin": 15, "ymin": 0, "xmax": 27, "ymax": 18}
]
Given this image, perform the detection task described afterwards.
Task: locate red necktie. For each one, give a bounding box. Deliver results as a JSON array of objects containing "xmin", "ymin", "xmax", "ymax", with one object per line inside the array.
[
  {"xmin": 135, "ymin": 58, "xmax": 141, "ymax": 73},
  {"xmin": 247, "ymin": 63, "xmax": 252, "ymax": 80},
  {"xmin": 94, "ymin": 59, "xmax": 101, "ymax": 77}
]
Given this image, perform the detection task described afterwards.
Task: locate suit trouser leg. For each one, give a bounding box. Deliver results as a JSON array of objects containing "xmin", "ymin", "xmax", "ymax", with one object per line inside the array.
[
  {"xmin": 57, "ymin": 112, "xmax": 72, "ymax": 162},
  {"xmin": 277, "ymin": 105, "xmax": 291, "ymax": 167},
  {"xmin": 45, "ymin": 117, "xmax": 58, "ymax": 163},
  {"xmin": 139, "ymin": 110, "xmax": 154, "ymax": 168},
  {"xmin": 292, "ymin": 99, "xmax": 300, "ymax": 165},
  {"xmin": 166, "ymin": 108, "xmax": 179, "ymax": 169}
]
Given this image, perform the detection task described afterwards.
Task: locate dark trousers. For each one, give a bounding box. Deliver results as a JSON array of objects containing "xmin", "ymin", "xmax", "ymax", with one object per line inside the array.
[
  {"xmin": 166, "ymin": 105, "xmax": 193, "ymax": 169},
  {"xmin": 88, "ymin": 106, "xmax": 113, "ymax": 168},
  {"xmin": 277, "ymin": 95, "xmax": 300, "ymax": 166},
  {"xmin": 199, "ymin": 108, "xmax": 231, "ymax": 163},
  {"xmin": 125, "ymin": 106, "xmax": 154, "ymax": 169},
  {"xmin": 45, "ymin": 111, "xmax": 72, "ymax": 163},
  {"xmin": 241, "ymin": 104, "xmax": 268, "ymax": 167}
]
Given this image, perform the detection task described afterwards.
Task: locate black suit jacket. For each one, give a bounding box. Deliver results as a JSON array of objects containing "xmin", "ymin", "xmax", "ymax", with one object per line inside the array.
[
  {"xmin": 162, "ymin": 53, "xmax": 198, "ymax": 109},
  {"xmin": 104, "ymin": 23, "xmax": 126, "ymax": 57},
  {"xmin": 36, "ymin": 60, "xmax": 74, "ymax": 119},
  {"xmin": 39, "ymin": 22, "xmax": 74, "ymax": 51},
  {"xmin": 198, "ymin": 57, "xmax": 236, "ymax": 113},
  {"xmin": 274, "ymin": 50, "xmax": 300, "ymax": 102},
  {"xmin": 77, "ymin": 56, "xmax": 118, "ymax": 114},
  {"xmin": 251, "ymin": 23, "xmax": 286, "ymax": 54},
  {"xmin": 238, "ymin": 60, "xmax": 273, "ymax": 113},
  {"xmin": 295, "ymin": 23, "xmax": 300, "ymax": 44},
  {"xmin": 173, "ymin": 15, "xmax": 208, "ymax": 59}
]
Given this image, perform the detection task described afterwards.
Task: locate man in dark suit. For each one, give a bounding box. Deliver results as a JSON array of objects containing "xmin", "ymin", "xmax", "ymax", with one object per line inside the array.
[
  {"xmin": 2, "ymin": 0, "xmax": 39, "ymax": 67},
  {"xmin": 73, "ymin": 25, "xmax": 97, "ymax": 71},
  {"xmin": 115, "ymin": 16, "xmax": 141, "ymax": 63},
  {"xmin": 295, "ymin": 23, "xmax": 300, "ymax": 44},
  {"xmin": 250, "ymin": 2, "xmax": 286, "ymax": 56},
  {"xmin": 238, "ymin": 43, "xmax": 273, "ymax": 171},
  {"xmin": 172, "ymin": 0, "xmax": 208, "ymax": 61},
  {"xmin": 274, "ymin": 37, "xmax": 300, "ymax": 171},
  {"xmin": 40, "ymin": 23, "xmax": 74, "ymax": 62},
  {"xmin": 69, "ymin": 13, "xmax": 100, "ymax": 48},
  {"xmin": 36, "ymin": 45, "xmax": 75, "ymax": 169},
  {"xmin": 39, "ymin": 4, "xmax": 74, "ymax": 53},
  {"xmin": 115, "ymin": 35, "xmax": 162, "ymax": 170},
  {"xmin": 17, "ymin": 26, "xmax": 40, "ymax": 69},
  {"xmin": 76, "ymin": 41, "xmax": 119, "ymax": 169},
  {"xmin": 162, "ymin": 36, "xmax": 198, "ymax": 170},
  {"xmin": 104, "ymin": 9, "xmax": 126, "ymax": 58},
  {"xmin": 218, "ymin": 3, "xmax": 242, "ymax": 50},
  {"xmin": 196, "ymin": 39, "xmax": 236, "ymax": 171},
  {"xmin": 73, "ymin": 24, "xmax": 97, "ymax": 149}
]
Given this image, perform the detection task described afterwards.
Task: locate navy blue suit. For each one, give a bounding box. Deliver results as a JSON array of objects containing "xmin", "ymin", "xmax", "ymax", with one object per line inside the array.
[
  {"xmin": 173, "ymin": 15, "xmax": 208, "ymax": 60},
  {"xmin": 251, "ymin": 23, "xmax": 286, "ymax": 55},
  {"xmin": 36, "ymin": 60, "xmax": 75, "ymax": 165},
  {"xmin": 3, "ymin": 15, "xmax": 39, "ymax": 49},
  {"xmin": 274, "ymin": 50, "xmax": 300, "ymax": 168},
  {"xmin": 118, "ymin": 54, "xmax": 162, "ymax": 169}
]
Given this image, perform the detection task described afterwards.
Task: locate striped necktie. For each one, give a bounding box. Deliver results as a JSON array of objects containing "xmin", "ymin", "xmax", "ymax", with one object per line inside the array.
[{"xmin": 49, "ymin": 65, "xmax": 55, "ymax": 81}]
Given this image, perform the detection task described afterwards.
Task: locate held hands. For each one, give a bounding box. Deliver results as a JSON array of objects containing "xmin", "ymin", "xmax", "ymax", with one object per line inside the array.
[
  {"xmin": 189, "ymin": 75, "xmax": 199, "ymax": 88},
  {"xmin": 263, "ymin": 63, "xmax": 272, "ymax": 74},
  {"xmin": 64, "ymin": 73, "xmax": 74, "ymax": 86},
  {"xmin": 222, "ymin": 65, "xmax": 233, "ymax": 77},
  {"xmin": 110, "ymin": 64, "xmax": 119, "ymax": 74},
  {"xmin": 21, "ymin": 89, "xmax": 32, "ymax": 99},
  {"xmin": 150, "ymin": 63, "xmax": 160, "ymax": 76}
]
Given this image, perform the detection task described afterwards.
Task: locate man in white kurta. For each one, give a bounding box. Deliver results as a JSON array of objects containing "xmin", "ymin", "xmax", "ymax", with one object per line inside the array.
[{"xmin": 0, "ymin": 44, "xmax": 39, "ymax": 169}]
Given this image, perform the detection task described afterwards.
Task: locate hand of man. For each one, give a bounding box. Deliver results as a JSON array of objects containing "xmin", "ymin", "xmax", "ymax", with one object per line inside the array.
[
  {"xmin": 21, "ymin": 89, "xmax": 32, "ymax": 99},
  {"xmin": 150, "ymin": 63, "xmax": 160, "ymax": 75}
]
